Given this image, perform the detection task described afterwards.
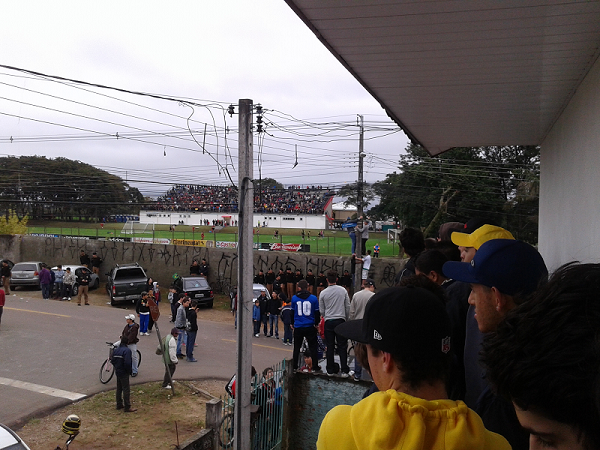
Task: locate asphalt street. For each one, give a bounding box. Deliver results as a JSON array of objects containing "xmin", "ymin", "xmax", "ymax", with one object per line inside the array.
[{"xmin": 0, "ymin": 292, "xmax": 291, "ymax": 427}]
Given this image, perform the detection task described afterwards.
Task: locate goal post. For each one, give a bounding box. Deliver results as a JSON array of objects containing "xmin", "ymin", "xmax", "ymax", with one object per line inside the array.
[{"xmin": 121, "ymin": 220, "xmax": 153, "ymax": 235}]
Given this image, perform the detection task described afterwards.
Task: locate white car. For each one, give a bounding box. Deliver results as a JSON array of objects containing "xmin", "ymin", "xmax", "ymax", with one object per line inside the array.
[{"xmin": 0, "ymin": 424, "xmax": 30, "ymax": 450}]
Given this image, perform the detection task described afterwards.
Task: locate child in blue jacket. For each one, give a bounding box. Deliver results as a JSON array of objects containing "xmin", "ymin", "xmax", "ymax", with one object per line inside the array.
[{"xmin": 253, "ymin": 299, "xmax": 261, "ymax": 337}]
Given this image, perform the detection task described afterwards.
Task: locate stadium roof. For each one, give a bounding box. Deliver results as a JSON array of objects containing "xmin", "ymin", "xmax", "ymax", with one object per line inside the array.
[{"xmin": 285, "ymin": 0, "xmax": 600, "ymax": 155}]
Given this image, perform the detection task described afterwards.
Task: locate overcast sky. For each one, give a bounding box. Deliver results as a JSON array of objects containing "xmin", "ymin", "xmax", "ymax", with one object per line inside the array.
[{"xmin": 0, "ymin": 1, "xmax": 409, "ymax": 197}]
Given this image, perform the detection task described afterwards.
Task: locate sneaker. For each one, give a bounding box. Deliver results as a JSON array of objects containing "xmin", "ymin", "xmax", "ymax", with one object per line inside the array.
[
  {"xmin": 68, "ymin": 297, "xmax": 71, "ymax": 301},
  {"xmin": 131, "ymin": 373, "xmax": 137, "ymax": 377},
  {"xmin": 348, "ymin": 370, "xmax": 355, "ymax": 377},
  {"xmin": 353, "ymin": 376, "xmax": 361, "ymax": 382},
  {"xmin": 124, "ymin": 408, "xmax": 137, "ymax": 413},
  {"xmin": 327, "ymin": 372, "xmax": 337, "ymax": 377},
  {"xmin": 163, "ymin": 385, "xmax": 172, "ymax": 389},
  {"xmin": 275, "ymin": 336, "xmax": 279, "ymax": 339},
  {"xmin": 187, "ymin": 358, "xmax": 198, "ymax": 362},
  {"xmin": 340, "ymin": 372, "xmax": 350, "ymax": 378},
  {"xmin": 62, "ymin": 297, "xmax": 67, "ymax": 300}
]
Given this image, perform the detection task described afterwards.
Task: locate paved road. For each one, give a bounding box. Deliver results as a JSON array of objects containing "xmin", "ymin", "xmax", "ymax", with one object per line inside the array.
[{"xmin": 0, "ymin": 293, "xmax": 292, "ymax": 427}]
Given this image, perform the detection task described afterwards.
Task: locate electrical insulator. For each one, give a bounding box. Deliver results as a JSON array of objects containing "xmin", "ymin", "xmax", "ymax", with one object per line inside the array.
[
  {"xmin": 256, "ymin": 104, "xmax": 263, "ymax": 115},
  {"xmin": 257, "ymin": 116, "xmax": 263, "ymax": 124},
  {"xmin": 257, "ymin": 124, "xmax": 263, "ymax": 133},
  {"xmin": 228, "ymin": 104, "xmax": 235, "ymax": 117}
]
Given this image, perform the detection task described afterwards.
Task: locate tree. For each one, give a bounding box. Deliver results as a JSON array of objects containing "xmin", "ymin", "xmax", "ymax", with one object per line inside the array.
[
  {"xmin": 0, "ymin": 210, "xmax": 28, "ymax": 234},
  {"xmin": 0, "ymin": 156, "xmax": 143, "ymax": 221},
  {"xmin": 337, "ymin": 182, "xmax": 375, "ymax": 210},
  {"xmin": 371, "ymin": 144, "xmax": 540, "ymax": 243},
  {"xmin": 253, "ymin": 177, "xmax": 284, "ymax": 190}
]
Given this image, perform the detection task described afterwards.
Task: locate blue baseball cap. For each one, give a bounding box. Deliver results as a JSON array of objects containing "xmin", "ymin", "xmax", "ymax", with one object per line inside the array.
[{"xmin": 443, "ymin": 239, "xmax": 548, "ymax": 296}]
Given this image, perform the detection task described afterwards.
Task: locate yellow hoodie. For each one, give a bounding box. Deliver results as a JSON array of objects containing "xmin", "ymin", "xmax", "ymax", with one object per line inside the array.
[{"xmin": 317, "ymin": 390, "xmax": 511, "ymax": 450}]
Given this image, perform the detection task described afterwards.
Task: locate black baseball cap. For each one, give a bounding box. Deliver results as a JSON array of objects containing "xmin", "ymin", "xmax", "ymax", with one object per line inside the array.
[
  {"xmin": 335, "ymin": 286, "xmax": 451, "ymax": 361},
  {"xmin": 364, "ymin": 278, "xmax": 376, "ymax": 288},
  {"xmin": 443, "ymin": 239, "xmax": 547, "ymax": 297}
]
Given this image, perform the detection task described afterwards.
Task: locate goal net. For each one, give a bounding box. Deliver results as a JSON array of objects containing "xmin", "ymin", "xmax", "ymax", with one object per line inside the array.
[
  {"xmin": 387, "ymin": 228, "xmax": 402, "ymax": 244},
  {"xmin": 121, "ymin": 220, "xmax": 153, "ymax": 235}
]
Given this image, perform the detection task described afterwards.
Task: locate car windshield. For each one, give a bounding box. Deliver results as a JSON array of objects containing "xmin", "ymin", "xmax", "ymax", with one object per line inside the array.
[
  {"xmin": 13, "ymin": 263, "xmax": 37, "ymax": 271},
  {"xmin": 253, "ymin": 289, "xmax": 268, "ymax": 299},
  {"xmin": 183, "ymin": 279, "xmax": 209, "ymax": 290},
  {"xmin": 113, "ymin": 268, "xmax": 145, "ymax": 280}
]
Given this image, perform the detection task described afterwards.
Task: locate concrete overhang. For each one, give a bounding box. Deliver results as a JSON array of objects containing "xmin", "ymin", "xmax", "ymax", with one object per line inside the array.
[{"xmin": 285, "ymin": 0, "xmax": 600, "ymax": 155}]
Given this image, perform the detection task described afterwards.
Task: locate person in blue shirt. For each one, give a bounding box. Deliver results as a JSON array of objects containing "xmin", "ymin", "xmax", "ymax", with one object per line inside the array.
[
  {"xmin": 253, "ymin": 299, "xmax": 261, "ymax": 337},
  {"xmin": 292, "ymin": 280, "xmax": 321, "ymax": 372}
]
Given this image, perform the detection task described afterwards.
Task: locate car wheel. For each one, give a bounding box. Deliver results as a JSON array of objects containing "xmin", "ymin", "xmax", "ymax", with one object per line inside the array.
[
  {"xmin": 9, "ymin": 285, "xmax": 14, "ymax": 291},
  {"xmin": 72, "ymin": 284, "xmax": 79, "ymax": 296},
  {"xmin": 207, "ymin": 300, "xmax": 214, "ymax": 308},
  {"xmin": 110, "ymin": 296, "xmax": 116, "ymax": 306},
  {"xmin": 93, "ymin": 278, "xmax": 100, "ymax": 289}
]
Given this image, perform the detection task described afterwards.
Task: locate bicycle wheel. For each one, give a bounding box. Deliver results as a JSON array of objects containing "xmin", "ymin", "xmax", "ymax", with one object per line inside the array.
[
  {"xmin": 136, "ymin": 350, "xmax": 142, "ymax": 368},
  {"xmin": 218, "ymin": 412, "xmax": 235, "ymax": 448},
  {"xmin": 99, "ymin": 359, "xmax": 114, "ymax": 384}
]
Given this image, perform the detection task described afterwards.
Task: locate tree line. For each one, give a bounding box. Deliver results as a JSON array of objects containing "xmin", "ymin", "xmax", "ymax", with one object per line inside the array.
[{"xmin": 0, "ymin": 156, "xmax": 144, "ymax": 221}]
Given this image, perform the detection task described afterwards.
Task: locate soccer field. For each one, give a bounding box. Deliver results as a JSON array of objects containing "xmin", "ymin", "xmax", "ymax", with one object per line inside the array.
[{"xmin": 26, "ymin": 222, "xmax": 401, "ymax": 257}]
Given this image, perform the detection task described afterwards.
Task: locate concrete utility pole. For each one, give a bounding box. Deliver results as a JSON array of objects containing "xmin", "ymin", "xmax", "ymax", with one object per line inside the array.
[
  {"xmin": 235, "ymin": 99, "xmax": 253, "ymax": 450},
  {"xmin": 355, "ymin": 114, "xmax": 365, "ymax": 291}
]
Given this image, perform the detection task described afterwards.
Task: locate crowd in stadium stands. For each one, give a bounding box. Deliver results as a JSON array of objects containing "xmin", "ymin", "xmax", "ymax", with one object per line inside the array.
[{"xmin": 151, "ymin": 184, "xmax": 333, "ymax": 214}]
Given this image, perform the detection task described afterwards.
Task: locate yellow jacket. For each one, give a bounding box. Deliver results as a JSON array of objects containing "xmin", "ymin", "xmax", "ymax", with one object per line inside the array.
[{"xmin": 317, "ymin": 390, "xmax": 511, "ymax": 450}]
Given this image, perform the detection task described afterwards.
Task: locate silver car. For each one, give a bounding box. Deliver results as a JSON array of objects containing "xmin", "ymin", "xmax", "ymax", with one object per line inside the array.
[
  {"xmin": 10, "ymin": 261, "xmax": 46, "ymax": 290},
  {"xmin": 0, "ymin": 423, "xmax": 30, "ymax": 450}
]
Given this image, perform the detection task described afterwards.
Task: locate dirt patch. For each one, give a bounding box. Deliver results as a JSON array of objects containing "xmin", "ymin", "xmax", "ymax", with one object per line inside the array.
[{"xmin": 17, "ymin": 380, "xmax": 227, "ymax": 450}]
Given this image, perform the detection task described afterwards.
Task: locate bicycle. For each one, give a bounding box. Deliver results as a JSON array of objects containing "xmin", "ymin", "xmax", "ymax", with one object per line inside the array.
[{"xmin": 99, "ymin": 341, "xmax": 142, "ymax": 384}]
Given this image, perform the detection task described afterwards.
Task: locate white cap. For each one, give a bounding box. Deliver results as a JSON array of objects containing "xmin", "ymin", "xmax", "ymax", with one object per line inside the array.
[{"xmin": 125, "ymin": 314, "xmax": 135, "ymax": 321}]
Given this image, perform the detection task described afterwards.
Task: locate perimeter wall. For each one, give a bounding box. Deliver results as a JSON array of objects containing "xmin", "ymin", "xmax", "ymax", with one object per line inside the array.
[{"xmin": 15, "ymin": 235, "xmax": 403, "ymax": 292}]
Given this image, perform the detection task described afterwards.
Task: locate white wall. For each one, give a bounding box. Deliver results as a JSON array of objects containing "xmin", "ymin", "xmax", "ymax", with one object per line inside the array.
[
  {"xmin": 539, "ymin": 55, "xmax": 600, "ymax": 270},
  {"xmin": 139, "ymin": 211, "xmax": 327, "ymax": 229}
]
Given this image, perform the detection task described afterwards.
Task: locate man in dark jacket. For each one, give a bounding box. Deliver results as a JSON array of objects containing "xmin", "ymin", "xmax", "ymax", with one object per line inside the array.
[
  {"xmin": 257, "ymin": 290, "xmax": 269, "ymax": 337},
  {"xmin": 121, "ymin": 314, "xmax": 140, "ymax": 376},
  {"xmin": 266, "ymin": 291, "xmax": 282, "ymax": 338},
  {"xmin": 112, "ymin": 337, "xmax": 136, "ymax": 412},
  {"xmin": 79, "ymin": 250, "xmax": 90, "ymax": 268}
]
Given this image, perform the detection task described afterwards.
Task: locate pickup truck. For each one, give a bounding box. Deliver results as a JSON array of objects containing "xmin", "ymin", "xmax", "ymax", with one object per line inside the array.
[{"xmin": 105, "ymin": 263, "xmax": 148, "ymax": 306}]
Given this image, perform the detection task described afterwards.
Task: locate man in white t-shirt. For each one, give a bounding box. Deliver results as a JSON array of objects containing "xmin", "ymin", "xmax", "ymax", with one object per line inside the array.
[{"xmin": 357, "ymin": 250, "xmax": 372, "ymax": 287}]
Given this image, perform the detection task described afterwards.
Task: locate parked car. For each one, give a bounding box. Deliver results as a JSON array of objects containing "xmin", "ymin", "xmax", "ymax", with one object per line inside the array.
[
  {"xmin": 252, "ymin": 283, "xmax": 271, "ymax": 303},
  {"xmin": 10, "ymin": 261, "xmax": 46, "ymax": 290},
  {"xmin": 105, "ymin": 263, "xmax": 148, "ymax": 306},
  {"xmin": 52, "ymin": 265, "xmax": 100, "ymax": 296},
  {"xmin": 180, "ymin": 276, "xmax": 214, "ymax": 308},
  {"xmin": 0, "ymin": 423, "xmax": 30, "ymax": 449}
]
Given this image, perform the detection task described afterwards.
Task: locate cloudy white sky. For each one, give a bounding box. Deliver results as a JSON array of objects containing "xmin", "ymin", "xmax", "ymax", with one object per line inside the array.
[{"xmin": 0, "ymin": 1, "xmax": 409, "ymax": 197}]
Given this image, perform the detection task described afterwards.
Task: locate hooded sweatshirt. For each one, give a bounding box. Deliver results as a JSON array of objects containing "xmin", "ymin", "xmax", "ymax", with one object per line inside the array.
[{"xmin": 317, "ymin": 390, "xmax": 510, "ymax": 450}]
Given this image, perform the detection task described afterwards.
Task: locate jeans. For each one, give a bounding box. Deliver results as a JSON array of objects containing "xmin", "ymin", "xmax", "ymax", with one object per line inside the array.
[
  {"xmin": 139, "ymin": 314, "xmax": 149, "ymax": 333},
  {"xmin": 116, "ymin": 373, "xmax": 131, "ymax": 409},
  {"xmin": 349, "ymin": 231, "xmax": 356, "ymax": 254},
  {"xmin": 163, "ymin": 363, "xmax": 176, "ymax": 387},
  {"xmin": 128, "ymin": 343, "xmax": 138, "ymax": 374},
  {"xmin": 283, "ymin": 324, "xmax": 293, "ymax": 344},
  {"xmin": 176, "ymin": 329, "xmax": 187, "ymax": 356},
  {"xmin": 54, "ymin": 282, "xmax": 63, "ymax": 298},
  {"xmin": 41, "ymin": 283, "xmax": 50, "ymax": 299},
  {"xmin": 261, "ymin": 314, "xmax": 268, "ymax": 336},
  {"xmin": 324, "ymin": 318, "xmax": 349, "ymax": 374},
  {"xmin": 268, "ymin": 315, "xmax": 279, "ymax": 337},
  {"xmin": 292, "ymin": 326, "xmax": 320, "ymax": 370},
  {"xmin": 186, "ymin": 331, "xmax": 197, "ymax": 360},
  {"xmin": 354, "ymin": 357, "xmax": 362, "ymax": 380},
  {"xmin": 253, "ymin": 320, "xmax": 261, "ymax": 335}
]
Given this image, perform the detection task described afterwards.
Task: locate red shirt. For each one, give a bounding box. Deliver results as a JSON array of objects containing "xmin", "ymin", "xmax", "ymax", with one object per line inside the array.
[{"xmin": 0, "ymin": 289, "xmax": 5, "ymax": 307}]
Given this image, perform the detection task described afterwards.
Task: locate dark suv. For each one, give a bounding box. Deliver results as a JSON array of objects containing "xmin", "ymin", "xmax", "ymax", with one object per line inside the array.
[
  {"xmin": 105, "ymin": 263, "xmax": 148, "ymax": 306},
  {"xmin": 180, "ymin": 276, "xmax": 214, "ymax": 308}
]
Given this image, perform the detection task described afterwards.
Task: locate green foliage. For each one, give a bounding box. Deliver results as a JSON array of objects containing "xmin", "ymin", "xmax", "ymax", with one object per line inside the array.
[
  {"xmin": 337, "ymin": 182, "xmax": 375, "ymax": 210},
  {"xmin": 0, "ymin": 209, "xmax": 28, "ymax": 234},
  {"xmin": 0, "ymin": 156, "xmax": 143, "ymax": 221},
  {"xmin": 253, "ymin": 177, "xmax": 283, "ymax": 190},
  {"xmin": 371, "ymin": 144, "xmax": 540, "ymax": 243}
]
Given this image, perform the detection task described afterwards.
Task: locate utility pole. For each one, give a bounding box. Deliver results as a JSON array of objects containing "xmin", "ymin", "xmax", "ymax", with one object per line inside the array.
[
  {"xmin": 235, "ymin": 99, "xmax": 253, "ymax": 450},
  {"xmin": 355, "ymin": 115, "xmax": 365, "ymax": 291}
]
